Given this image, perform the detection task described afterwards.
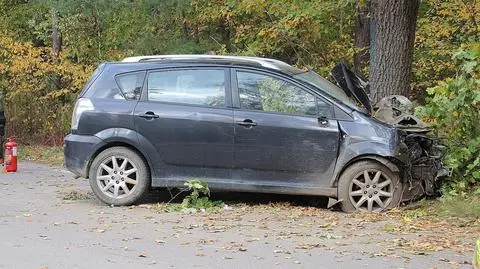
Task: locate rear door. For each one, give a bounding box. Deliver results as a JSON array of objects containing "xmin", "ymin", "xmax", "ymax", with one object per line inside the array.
[
  {"xmin": 134, "ymin": 67, "xmax": 234, "ymax": 178},
  {"xmin": 232, "ymin": 69, "xmax": 340, "ymax": 185}
]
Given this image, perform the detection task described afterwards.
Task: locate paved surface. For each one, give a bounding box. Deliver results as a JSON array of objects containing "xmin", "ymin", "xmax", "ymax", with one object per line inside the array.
[{"xmin": 0, "ymin": 162, "xmax": 475, "ymax": 269}]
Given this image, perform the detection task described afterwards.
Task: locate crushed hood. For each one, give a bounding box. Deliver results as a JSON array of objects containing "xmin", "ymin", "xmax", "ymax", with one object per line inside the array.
[
  {"xmin": 374, "ymin": 95, "xmax": 430, "ymax": 132},
  {"xmin": 331, "ymin": 62, "xmax": 372, "ymax": 114},
  {"xmin": 331, "ymin": 63, "xmax": 430, "ymax": 132}
]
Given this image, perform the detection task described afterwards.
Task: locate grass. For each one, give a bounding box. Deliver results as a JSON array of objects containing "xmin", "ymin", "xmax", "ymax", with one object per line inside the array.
[
  {"xmin": 18, "ymin": 145, "xmax": 64, "ymax": 166},
  {"xmin": 430, "ymin": 195, "xmax": 480, "ymax": 218},
  {"xmin": 401, "ymin": 195, "xmax": 480, "ymax": 219}
]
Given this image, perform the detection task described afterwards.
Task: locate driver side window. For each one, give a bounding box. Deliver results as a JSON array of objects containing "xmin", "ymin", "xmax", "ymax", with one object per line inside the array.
[{"xmin": 237, "ymin": 71, "xmax": 332, "ymax": 117}]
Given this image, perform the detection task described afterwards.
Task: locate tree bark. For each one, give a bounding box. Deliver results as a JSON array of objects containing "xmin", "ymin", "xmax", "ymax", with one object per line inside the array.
[
  {"xmin": 369, "ymin": 0, "xmax": 419, "ymax": 104},
  {"xmin": 354, "ymin": 0, "xmax": 371, "ymax": 72},
  {"xmin": 51, "ymin": 8, "xmax": 62, "ymax": 55}
]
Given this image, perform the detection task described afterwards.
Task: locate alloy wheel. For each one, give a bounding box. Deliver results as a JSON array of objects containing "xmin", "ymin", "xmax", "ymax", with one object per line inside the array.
[
  {"xmin": 348, "ymin": 169, "xmax": 394, "ymax": 212},
  {"xmin": 96, "ymin": 156, "xmax": 138, "ymax": 199}
]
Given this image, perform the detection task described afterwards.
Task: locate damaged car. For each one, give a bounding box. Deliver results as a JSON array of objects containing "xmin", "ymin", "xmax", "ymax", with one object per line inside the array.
[
  {"xmin": 331, "ymin": 63, "xmax": 450, "ymax": 209},
  {"xmin": 64, "ymin": 55, "xmax": 449, "ymax": 212}
]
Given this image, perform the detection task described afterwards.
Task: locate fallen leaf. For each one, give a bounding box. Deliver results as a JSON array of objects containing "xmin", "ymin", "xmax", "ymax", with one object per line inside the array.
[{"xmin": 296, "ymin": 243, "xmax": 322, "ymax": 250}]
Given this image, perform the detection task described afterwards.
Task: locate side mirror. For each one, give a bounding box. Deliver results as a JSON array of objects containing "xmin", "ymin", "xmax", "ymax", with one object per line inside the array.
[
  {"xmin": 318, "ymin": 116, "xmax": 329, "ymax": 127},
  {"xmin": 124, "ymin": 92, "xmax": 136, "ymax": 100}
]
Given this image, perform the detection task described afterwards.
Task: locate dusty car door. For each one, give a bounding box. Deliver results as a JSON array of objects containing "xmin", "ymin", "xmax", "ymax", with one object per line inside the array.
[
  {"xmin": 232, "ymin": 69, "xmax": 340, "ymax": 186},
  {"xmin": 134, "ymin": 67, "xmax": 234, "ymax": 179}
]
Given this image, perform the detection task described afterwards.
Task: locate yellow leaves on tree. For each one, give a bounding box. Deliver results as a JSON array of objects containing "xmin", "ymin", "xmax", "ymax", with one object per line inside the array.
[
  {"xmin": 0, "ymin": 36, "xmax": 93, "ymax": 145},
  {"xmin": 0, "ymin": 36, "xmax": 92, "ymax": 99}
]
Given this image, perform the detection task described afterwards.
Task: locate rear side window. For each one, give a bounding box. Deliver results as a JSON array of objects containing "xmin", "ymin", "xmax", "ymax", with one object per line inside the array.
[
  {"xmin": 115, "ymin": 72, "xmax": 145, "ymax": 100},
  {"xmin": 147, "ymin": 69, "xmax": 225, "ymax": 107}
]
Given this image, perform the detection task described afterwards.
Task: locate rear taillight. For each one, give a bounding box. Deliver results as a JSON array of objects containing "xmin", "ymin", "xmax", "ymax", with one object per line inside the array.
[{"xmin": 71, "ymin": 98, "xmax": 94, "ymax": 131}]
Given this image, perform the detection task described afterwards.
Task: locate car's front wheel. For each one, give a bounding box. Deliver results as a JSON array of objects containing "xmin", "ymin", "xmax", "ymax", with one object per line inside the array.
[
  {"xmin": 338, "ymin": 160, "xmax": 402, "ymax": 213},
  {"xmin": 89, "ymin": 147, "xmax": 150, "ymax": 206}
]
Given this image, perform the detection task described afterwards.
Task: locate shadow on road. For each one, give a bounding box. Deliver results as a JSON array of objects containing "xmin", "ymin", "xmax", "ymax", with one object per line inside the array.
[{"xmin": 140, "ymin": 188, "xmax": 330, "ymax": 209}]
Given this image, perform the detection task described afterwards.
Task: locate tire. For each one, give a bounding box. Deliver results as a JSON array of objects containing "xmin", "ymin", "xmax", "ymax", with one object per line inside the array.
[
  {"xmin": 338, "ymin": 160, "xmax": 402, "ymax": 213},
  {"xmin": 89, "ymin": 147, "xmax": 150, "ymax": 206}
]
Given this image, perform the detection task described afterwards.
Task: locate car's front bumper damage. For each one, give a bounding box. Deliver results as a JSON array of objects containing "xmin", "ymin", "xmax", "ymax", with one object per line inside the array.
[
  {"xmin": 397, "ymin": 132, "xmax": 451, "ymax": 201},
  {"xmin": 375, "ymin": 95, "xmax": 451, "ymax": 201}
]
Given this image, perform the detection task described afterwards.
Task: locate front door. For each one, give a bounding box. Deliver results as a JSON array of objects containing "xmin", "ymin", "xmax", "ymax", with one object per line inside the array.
[
  {"xmin": 134, "ymin": 68, "xmax": 234, "ymax": 178},
  {"xmin": 232, "ymin": 70, "xmax": 339, "ymax": 185}
]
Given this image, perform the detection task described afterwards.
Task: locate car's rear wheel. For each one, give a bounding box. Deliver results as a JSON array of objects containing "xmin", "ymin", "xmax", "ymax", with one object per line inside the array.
[
  {"xmin": 338, "ymin": 160, "xmax": 402, "ymax": 213},
  {"xmin": 89, "ymin": 147, "xmax": 150, "ymax": 206}
]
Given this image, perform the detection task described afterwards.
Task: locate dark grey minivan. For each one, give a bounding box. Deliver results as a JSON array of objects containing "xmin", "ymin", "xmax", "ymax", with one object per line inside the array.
[{"xmin": 64, "ymin": 55, "xmax": 446, "ymax": 212}]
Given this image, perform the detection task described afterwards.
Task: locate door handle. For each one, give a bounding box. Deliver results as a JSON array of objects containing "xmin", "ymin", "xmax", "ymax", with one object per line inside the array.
[
  {"xmin": 236, "ymin": 119, "xmax": 257, "ymax": 128},
  {"xmin": 318, "ymin": 116, "xmax": 329, "ymax": 127},
  {"xmin": 139, "ymin": 111, "xmax": 159, "ymax": 120}
]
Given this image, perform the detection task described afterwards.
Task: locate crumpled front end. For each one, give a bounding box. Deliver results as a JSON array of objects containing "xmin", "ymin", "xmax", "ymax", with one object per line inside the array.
[
  {"xmin": 397, "ymin": 132, "xmax": 451, "ymax": 201},
  {"xmin": 375, "ymin": 95, "xmax": 451, "ymax": 201}
]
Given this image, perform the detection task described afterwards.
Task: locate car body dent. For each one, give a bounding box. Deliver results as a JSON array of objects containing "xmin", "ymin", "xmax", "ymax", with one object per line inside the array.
[{"xmin": 330, "ymin": 112, "xmax": 400, "ymax": 186}]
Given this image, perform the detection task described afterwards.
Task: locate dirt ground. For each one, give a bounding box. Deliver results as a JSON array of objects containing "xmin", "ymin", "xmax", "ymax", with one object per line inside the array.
[{"xmin": 0, "ymin": 162, "xmax": 477, "ymax": 269}]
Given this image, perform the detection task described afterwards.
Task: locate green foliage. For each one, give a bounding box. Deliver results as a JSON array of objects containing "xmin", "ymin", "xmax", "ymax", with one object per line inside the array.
[
  {"xmin": 413, "ymin": 0, "xmax": 480, "ymax": 99},
  {"xmin": 416, "ymin": 46, "xmax": 480, "ymax": 194},
  {"xmin": 178, "ymin": 179, "xmax": 224, "ymax": 213}
]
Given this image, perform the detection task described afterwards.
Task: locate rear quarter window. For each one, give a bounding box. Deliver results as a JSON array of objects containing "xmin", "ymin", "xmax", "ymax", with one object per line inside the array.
[
  {"xmin": 90, "ymin": 76, "xmax": 125, "ymax": 100},
  {"xmin": 115, "ymin": 72, "xmax": 145, "ymax": 100}
]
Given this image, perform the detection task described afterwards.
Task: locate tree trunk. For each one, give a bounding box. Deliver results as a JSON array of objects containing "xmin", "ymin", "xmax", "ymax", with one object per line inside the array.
[
  {"xmin": 353, "ymin": 0, "xmax": 370, "ymax": 72},
  {"xmin": 51, "ymin": 8, "xmax": 62, "ymax": 55},
  {"xmin": 369, "ymin": 0, "xmax": 419, "ymax": 104}
]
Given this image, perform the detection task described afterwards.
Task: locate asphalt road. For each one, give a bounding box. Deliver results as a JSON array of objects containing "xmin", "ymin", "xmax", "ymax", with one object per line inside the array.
[{"xmin": 0, "ymin": 162, "xmax": 474, "ymax": 269}]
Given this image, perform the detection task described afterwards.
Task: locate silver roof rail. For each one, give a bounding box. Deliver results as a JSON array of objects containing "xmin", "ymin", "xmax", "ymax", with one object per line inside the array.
[{"xmin": 121, "ymin": 55, "xmax": 291, "ymax": 71}]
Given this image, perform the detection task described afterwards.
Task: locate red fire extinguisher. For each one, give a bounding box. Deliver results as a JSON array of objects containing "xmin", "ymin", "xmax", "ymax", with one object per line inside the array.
[{"xmin": 4, "ymin": 137, "xmax": 17, "ymax": 172}]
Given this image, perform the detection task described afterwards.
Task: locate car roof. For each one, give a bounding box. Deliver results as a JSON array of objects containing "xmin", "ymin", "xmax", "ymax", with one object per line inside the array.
[{"xmin": 120, "ymin": 55, "xmax": 305, "ymax": 75}]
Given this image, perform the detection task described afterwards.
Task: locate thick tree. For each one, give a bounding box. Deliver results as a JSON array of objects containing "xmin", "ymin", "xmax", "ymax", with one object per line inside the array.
[
  {"xmin": 369, "ymin": 0, "xmax": 420, "ymax": 103},
  {"xmin": 353, "ymin": 0, "xmax": 370, "ymax": 72},
  {"xmin": 51, "ymin": 8, "xmax": 62, "ymax": 55}
]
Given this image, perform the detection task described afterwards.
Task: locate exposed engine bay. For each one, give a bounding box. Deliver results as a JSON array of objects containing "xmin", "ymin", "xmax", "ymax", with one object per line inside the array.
[
  {"xmin": 331, "ymin": 63, "xmax": 450, "ymax": 201},
  {"xmin": 375, "ymin": 95, "xmax": 450, "ymax": 201}
]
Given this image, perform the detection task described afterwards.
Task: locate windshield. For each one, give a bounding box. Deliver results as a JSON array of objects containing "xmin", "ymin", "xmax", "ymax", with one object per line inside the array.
[{"xmin": 294, "ymin": 71, "xmax": 366, "ymax": 113}]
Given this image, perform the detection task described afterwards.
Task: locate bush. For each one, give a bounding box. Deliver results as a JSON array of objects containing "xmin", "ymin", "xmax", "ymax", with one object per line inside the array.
[
  {"xmin": 416, "ymin": 46, "xmax": 480, "ymax": 195},
  {"xmin": 179, "ymin": 179, "xmax": 224, "ymax": 213}
]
